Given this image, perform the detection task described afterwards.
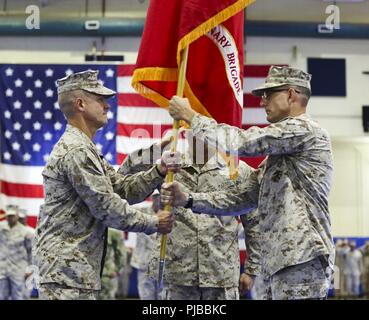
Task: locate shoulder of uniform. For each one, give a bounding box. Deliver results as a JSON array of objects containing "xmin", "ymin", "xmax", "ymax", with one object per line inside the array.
[
  {"xmin": 63, "ymin": 144, "xmax": 99, "ymax": 162},
  {"xmin": 276, "ymin": 115, "xmax": 315, "ymax": 132}
]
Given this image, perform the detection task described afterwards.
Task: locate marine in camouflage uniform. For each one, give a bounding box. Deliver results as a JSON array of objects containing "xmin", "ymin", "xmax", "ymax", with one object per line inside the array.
[
  {"xmin": 335, "ymin": 239, "xmax": 349, "ymax": 296},
  {"xmin": 18, "ymin": 209, "xmax": 36, "ymax": 239},
  {"xmin": 17, "ymin": 208, "xmax": 37, "ymax": 299},
  {"xmin": 99, "ymin": 228, "xmax": 127, "ymax": 300},
  {"xmin": 166, "ymin": 66, "xmax": 335, "ymax": 300},
  {"xmin": 120, "ymin": 133, "xmax": 259, "ymax": 300},
  {"xmin": 33, "ymin": 70, "xmax": 176, "ymax": 300},
  {"xmin": 130, "ymin": 199, "xmax": 160, "ymax": 300},
  {"xmin": 359, "ymin": 241, "xmax": 369, "ymax": 296},
  {"xmin": 0, "ymin": 206, "xmax": 33, "ymax": 300}
]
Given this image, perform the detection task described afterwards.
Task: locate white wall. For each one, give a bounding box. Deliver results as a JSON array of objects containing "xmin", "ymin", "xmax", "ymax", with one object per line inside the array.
[
  {"xmin": 246, "ymin": 36, "xmax": 369, "ymax": 138},
  {"xmin": 1, "ymin": 34, "xmax": 368, "ymax": 236},
  {"xmin": 330, "ymin": 138, "xmax": 369, "ymax": 237}
]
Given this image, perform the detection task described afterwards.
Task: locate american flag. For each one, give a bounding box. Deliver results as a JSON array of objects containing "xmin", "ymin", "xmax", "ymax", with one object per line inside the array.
[{"xmin": 0, "ymin": 63, "xmax": 270, "ymax": 228}]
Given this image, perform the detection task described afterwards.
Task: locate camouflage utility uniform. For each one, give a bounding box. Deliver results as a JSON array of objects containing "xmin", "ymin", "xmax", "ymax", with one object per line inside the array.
[
  {"xmin": 0, "ymin": 221, "xmax": 33, "ymax": 300},
  {"xmin": 121, "ymin": 146, "xmax": 259, "ymax": 300},
  {"xmin": 189, "ymin": 112, "xmax": 335, "ymax": 300},
  {"xmin": 33, "ymin": 125, "xmax": 164, "ymax": 300}
]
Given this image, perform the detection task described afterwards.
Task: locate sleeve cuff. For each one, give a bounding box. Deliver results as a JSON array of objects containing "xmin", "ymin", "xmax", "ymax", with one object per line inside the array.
[
  {"xmin": 191, "ymin": 113, "xmax": 214, "ymax": 128},
  {"xmin": 144, "ymin": 215, "xmax": 159, "ymax": 235},
  {"xmin": 190, "ymin": 193, "xmax": 203, "ymax": 214},
  {"xmin": 147, "ymin": 165, "xmax": 165, "ymax": 184},
  {"xmin": 190, "ymin": 113, "xmax": 202, "ymax": 129}
]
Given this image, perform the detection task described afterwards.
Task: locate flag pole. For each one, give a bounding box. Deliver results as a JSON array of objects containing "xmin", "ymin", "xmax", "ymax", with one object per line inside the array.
[{"xmin": 158, "ymin": 45, "xmax": 189, "ymax": 292}]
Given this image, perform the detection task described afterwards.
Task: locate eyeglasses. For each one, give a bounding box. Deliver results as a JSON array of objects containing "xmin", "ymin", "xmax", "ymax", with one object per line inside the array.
[{"xmin": 261, "ymin": 88, "xmax": 301, "ymax": 101}]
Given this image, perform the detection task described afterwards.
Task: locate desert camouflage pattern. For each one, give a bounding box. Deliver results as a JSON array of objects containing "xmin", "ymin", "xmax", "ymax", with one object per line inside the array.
[
  {"xmin": 0, "ymin": 221, "xmax": 33, "ymax": 300},
  {"xmin": 56, "ymin": 69, "xmax": 115, "ymax": 96},
  {"xmin": 240, "ymin": 208, "xmax": 262, "ymax": 276},
  {"xmin": 39, "ymin": 283, "xmax": 99, "ymax": 300},
  {"xmin": 0, "ymin": 222, "xmax": 33, "ymax": 280},
  {"xmin": 33, "ymin": 125, "xmax": 163, "ymax": 291},
  {"xmin": 190, "ymin": 113, "xmax": 335, "ymax": 280},
  {"xmin": 252, "ymin": 65, "xmax": 312, "ymax": 96},
  {"xmin": 259, "ymin": 256, "xmax": 332, "ymax": 300},
  {"xmin": 120, "ymin": 148, "xmax": 258, "ymax": 290},
  {"xmin": 162, "ymin": 285, "xmax": 239, "ymax": 300}
]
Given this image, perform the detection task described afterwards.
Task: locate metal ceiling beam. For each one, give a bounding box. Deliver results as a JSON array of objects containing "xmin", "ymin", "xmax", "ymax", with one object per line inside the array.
[
  {"xmin": 1, "ymin": 18, "xmax": 369, "ymax": 39},
  {"xmin": 246, "ymin": 21, "xmax": 369, "ymax": 39},
  {"xmin": 0, "ymin": 18, "xmax": 145, "ymax": 36}
]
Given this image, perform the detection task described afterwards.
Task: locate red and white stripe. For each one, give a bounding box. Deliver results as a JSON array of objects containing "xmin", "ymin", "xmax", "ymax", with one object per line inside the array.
[{"xmin": 0, "ymin": 164, "xmax": 44, "ymax": 227}]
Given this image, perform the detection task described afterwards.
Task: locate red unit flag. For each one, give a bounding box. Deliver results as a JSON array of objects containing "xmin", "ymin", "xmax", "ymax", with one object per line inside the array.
[{"xmin": 132, "ymin": 0, "xmax": 256, "ymax": 128}]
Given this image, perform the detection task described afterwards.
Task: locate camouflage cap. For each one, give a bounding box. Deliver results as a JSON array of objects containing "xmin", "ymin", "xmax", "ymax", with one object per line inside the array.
[
  {"xmin": 252, "ymin": 66, "xmax": 312, "ymax": 96},
  {"xmin": 56, "ymin": 70, "xmax": 116, "ymax": 97},
  {"xmin": 5, "ymin": 204, "xmax": 19, "ymax": 216}
]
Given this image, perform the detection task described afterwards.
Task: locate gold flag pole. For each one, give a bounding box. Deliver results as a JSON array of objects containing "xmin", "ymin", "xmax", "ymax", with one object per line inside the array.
[{"xmin": 158, "ymin": 45, "xmax": 189, "ymax": 291}]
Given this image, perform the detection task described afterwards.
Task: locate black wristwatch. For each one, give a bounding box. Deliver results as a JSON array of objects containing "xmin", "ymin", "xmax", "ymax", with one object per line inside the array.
[{"xmin": 184, "ymin": 193, "xmax": 193, "ymax": 209}]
